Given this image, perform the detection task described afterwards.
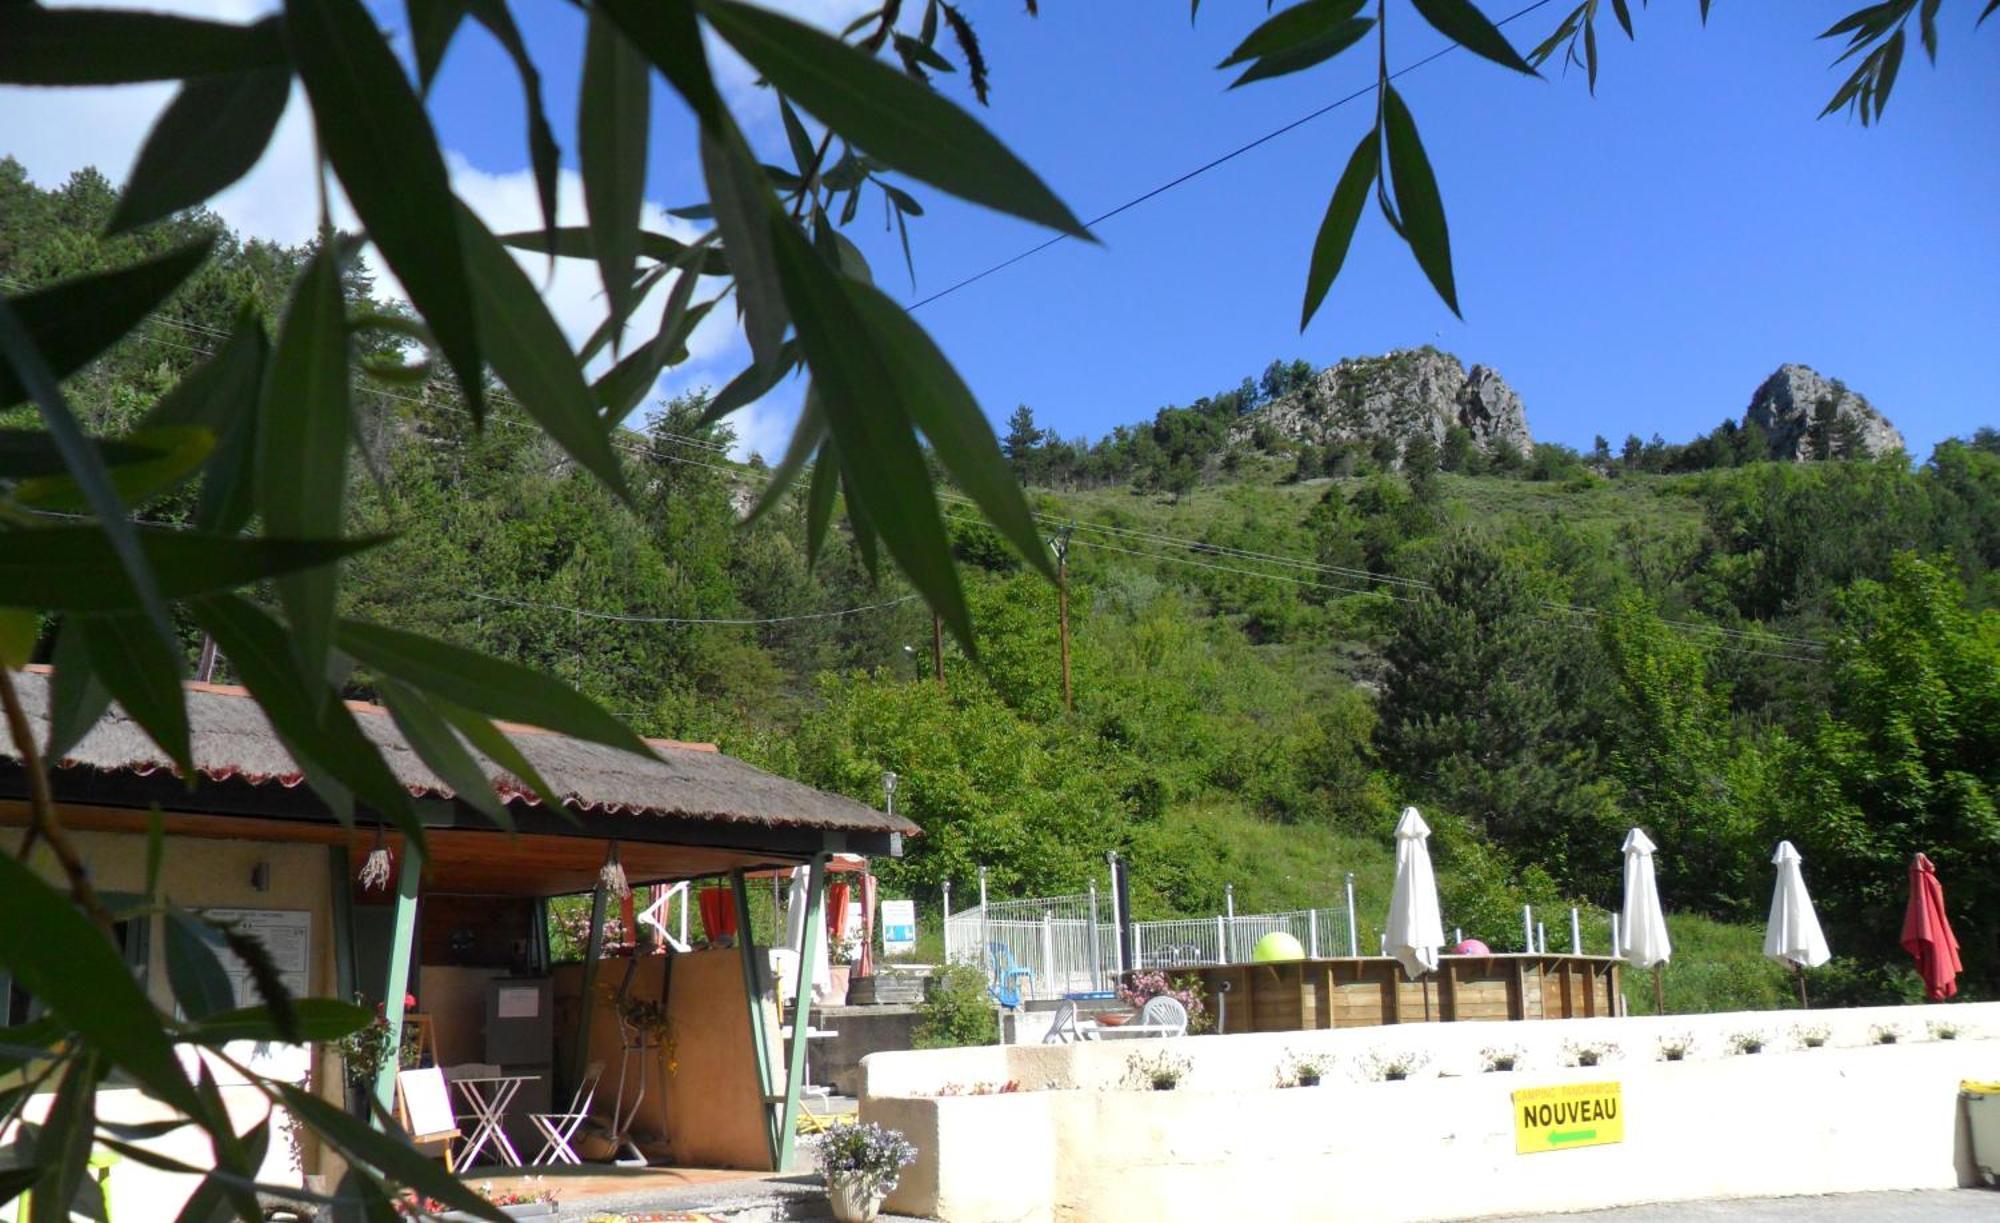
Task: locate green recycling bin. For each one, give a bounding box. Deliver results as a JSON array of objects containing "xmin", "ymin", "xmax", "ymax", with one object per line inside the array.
[{"xmin": 1964, "ymin": 1080, "xmax": 2000, "ymax": 1187}]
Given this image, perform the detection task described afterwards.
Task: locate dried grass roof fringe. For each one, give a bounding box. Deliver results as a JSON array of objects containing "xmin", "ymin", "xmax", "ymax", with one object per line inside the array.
[{"xmin": 2, "ymin": 671, "xmax": 916, "ymax": 836}]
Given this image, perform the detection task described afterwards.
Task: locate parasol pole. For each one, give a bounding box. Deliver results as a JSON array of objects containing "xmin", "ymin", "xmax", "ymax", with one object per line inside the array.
[
  {"xmin": 1652, "ymin": 963, "xmax": 1664, "ymax": 1014},
  {"xmin": 1795, "ymin": 962, "xmax": 1809, "ymax": 1009}
]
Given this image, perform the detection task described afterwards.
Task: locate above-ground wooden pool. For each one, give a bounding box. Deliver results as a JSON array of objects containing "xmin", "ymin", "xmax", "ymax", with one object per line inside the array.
[{"xmin": 1190, "ymin": 954, "xmax": 1625, "ymax": 1032}]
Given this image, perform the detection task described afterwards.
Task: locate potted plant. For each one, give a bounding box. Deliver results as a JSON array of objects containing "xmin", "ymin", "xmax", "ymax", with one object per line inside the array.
[
  {"xmin": 609, "ymin": 991, "xmax": 680, "ymax": 1075},
  {"xmin": 813, "ymin": 1121, "xmax": 918, "ymax": 1223},
  {"xmin": 1280, "ymin": 1051, "xmax": 1329, "ymax": 1087},
  {"xmin": 1656, "ymin": 1034, "xmax": 1694, "ymax": 1062},
  {"xmin": 1480, "ymin": 1046, "xmax": 1523, "ymax": 1073},
  {"xmin": 1871, "ymin": 1023, "xmax": 1902, "ymax": 1045},
  {"xmin": 1929, "ymin": 1020, "xmax": 1963, "ymax": 1041},
  {"xmin": 1727, "ymin": 1030, "xmax": 1766, "ymax": 1056},
  {"xmin": 1125, "ymin": 1050, "xmax": 1191, "ymax": 1092},
  {"xmin": 1561, "ymin": 1040, "xmax": 1619, "ymax": 1069},
  {"xmin": 1367, "ymin": 1051, "xmax": 1428, "ymax": 1082},
  {"xmin": 1794, "ymin": 1024, "xmax": 1829, "ymax": 1049}
]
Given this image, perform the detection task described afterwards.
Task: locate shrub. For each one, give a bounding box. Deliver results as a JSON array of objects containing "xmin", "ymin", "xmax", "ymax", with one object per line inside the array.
[
  {"xmin": 914, "ymin": 962, "xmax": 999, "ymax": 1049},
  {"xmin": 1117, "ymin": 969, "xmax": 1210, "ymax": 1033}
]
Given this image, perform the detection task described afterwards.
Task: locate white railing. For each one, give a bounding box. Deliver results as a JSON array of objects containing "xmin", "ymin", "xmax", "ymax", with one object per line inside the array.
[
  {"xmin": 1131, "ymin": 907, "xmax": 1351, "ymax": 970},
  {"xmin": 943, "ymin": 884, "xmax": 1120, "ymax": 1000}
]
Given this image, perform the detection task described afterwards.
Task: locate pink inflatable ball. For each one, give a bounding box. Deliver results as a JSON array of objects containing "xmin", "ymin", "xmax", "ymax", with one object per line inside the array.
[{"xmin": 1453, "ymin": 938, "xmax": 1492, "ymax": 956}]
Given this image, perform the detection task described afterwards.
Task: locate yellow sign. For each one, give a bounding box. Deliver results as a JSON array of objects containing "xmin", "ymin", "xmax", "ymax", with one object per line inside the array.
[{"xmin": 1512, "ymin": 1081, "xmax": 1624, "ymax": 1154}]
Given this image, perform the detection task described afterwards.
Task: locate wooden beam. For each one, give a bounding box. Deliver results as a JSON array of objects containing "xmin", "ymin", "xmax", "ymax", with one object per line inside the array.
[
  {"xmin": 372, "ymin": 843, "xmax": 422, "ymax": 1118},
  {"xmin": 328, "ymin": 847, "xmax": 360, "ymax": 1116},
  {"xmin": 777, "ymin": 854, "xmax": 829, "ymax": 1170},
  {"xmin": 732, "ymin": 868, "xmax": 780, "ymax": 1170},
  {"xmin": 568, "ymin": 881, "xmax": 610, "ymax": 1094}
]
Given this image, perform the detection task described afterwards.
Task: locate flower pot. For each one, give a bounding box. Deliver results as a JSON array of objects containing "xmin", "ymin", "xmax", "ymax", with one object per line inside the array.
[
  {"xmin": 828, "ymin": 1173, "xmax": 888, "ymax": 1223},
  {"xmin": 824, "ymin": 964, "xmax": 851, "ymax": 1007},
  {"xmin": 1663, "ymin": 1052, "xmax": 1685, "ymax": 1062},
  {"xmin": 1151, "ymin": 1079, "xmax": 1177, "ymax": 1091},
  {"xmin": 1296, "ymin": 1074, "xmax": 1321, "ymax": 1088},
  {"xmin": 1384, "ymin": 1071, "xmax": 1407, "ymax": 1082},
  {"xmin": 439, "ymin": 1204, "xmax": 555, "ymax": 1222}
]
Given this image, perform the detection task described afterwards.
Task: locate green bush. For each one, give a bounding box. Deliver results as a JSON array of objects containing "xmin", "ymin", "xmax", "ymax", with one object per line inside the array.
[{"xmin": 915, "ymin": 962, "xmax": 1000, "ymax": 1049}]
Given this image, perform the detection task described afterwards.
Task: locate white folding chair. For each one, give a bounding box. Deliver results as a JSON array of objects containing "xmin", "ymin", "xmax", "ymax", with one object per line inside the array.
[
  {"xmin": 528, "ymin": 1061, "xmax": 602, "ymax": 1166},
  {"xmin": 1043, "ymin": 1000, "xmax": 1080, "ymax": 1044}
]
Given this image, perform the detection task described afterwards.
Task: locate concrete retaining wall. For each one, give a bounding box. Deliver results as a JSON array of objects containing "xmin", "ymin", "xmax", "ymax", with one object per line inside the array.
[{"xmin": 860, "ymin": 1002, "xmax": 2000, "ymax": 1221}]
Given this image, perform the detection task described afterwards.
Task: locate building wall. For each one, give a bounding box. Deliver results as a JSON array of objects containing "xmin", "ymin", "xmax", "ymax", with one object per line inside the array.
[
  {"xmin": 862, "ymin": 1002, "xmax": 2000, "ymax": 1221},
  {"xmin": 553, "ymin": 948, "xmax": 783, "ymax": 1171},
  {"xmin": 7, "ymin": 824, "xmax": 346, "ymax": 1220}
]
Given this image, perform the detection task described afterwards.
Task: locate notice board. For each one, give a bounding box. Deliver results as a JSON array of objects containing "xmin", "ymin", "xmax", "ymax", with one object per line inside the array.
[{"xmin": 1512, "ymin": 1081, "xmax": 1624, "ymax": 1154}]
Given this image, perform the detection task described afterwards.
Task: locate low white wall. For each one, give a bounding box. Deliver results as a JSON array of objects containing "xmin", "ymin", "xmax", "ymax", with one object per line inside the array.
[{"xmin": 860, "ymin": 1003, "xmax": 2000, "ymax": 1221}]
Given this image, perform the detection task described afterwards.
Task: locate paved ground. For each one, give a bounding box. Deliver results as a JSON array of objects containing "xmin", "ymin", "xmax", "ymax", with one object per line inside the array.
[{"xmin": 1487, "ymin": 1189, "xmax": 1998, "ymax": 1221}]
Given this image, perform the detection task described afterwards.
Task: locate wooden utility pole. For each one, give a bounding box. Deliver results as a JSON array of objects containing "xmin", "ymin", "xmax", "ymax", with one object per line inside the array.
[
  {"xmin": 1053, "ymin": 525, "xmax": 1074, "ymax": 714},
  {"xmin": 931, "ymin": 613, "xmax": 945, "ymax": 691}
]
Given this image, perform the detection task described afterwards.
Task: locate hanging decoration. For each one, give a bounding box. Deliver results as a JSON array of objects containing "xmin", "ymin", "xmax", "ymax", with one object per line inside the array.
[
  {"xmin": 599, "ymin": 840, "xmax": 631, "ymax": 899},
  {"xmin": 358, "ymin": 824, "xmax": 393, "ymax": 891}
]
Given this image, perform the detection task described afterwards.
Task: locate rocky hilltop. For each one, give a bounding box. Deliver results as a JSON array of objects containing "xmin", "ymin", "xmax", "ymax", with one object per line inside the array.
[
  {"xmin": 1745, "ymin": 364, "xmax": 1906, "ymax": 460},
  {"xmin": 1235, "ymin": 347, "xmax": 1532, "ymax": 465}
]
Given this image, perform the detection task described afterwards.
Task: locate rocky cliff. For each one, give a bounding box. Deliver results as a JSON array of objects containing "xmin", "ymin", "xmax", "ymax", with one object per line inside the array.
[
  {"xmin": 1745, "ymin": 364, "xmax": 1906, "ymax": 461},
  {"xmin": 1236, "ymin": 348, "xmax": 1532, "ymax": 464}
]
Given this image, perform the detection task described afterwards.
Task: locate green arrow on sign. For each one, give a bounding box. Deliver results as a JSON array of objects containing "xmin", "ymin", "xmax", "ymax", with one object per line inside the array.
[{"xmin": 1549, "ymin": 1129, "xmax": 1598, "ymax": 1145}]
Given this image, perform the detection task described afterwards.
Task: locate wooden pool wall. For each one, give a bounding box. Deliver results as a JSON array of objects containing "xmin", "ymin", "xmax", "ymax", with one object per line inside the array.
[{"xmin": 1191, "ymin": 954, "xmax": 1624, "ymax": 1032}]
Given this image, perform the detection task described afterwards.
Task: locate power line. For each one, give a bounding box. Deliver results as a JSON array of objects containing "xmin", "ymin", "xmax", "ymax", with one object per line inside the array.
[
  {"xmin": 464, "ymin": 589, "xmax": 921, "ymax": 626},
  {"xmin": 905, "ymin": 0, "xmax": 1561, "ymax": 312}
]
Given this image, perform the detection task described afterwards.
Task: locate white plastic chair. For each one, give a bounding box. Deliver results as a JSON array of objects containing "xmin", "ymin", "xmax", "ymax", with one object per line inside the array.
[
  {"xmin": 528, "ymin": 1061, "xmax": 602, "ymax": 1166},
  {"xmin": 1138, "ymin": 995, "xmax": 1188, "ymax": 1037}
]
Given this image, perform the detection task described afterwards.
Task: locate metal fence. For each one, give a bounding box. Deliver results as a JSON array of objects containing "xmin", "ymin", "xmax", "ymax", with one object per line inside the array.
[
  {"xmin": 1130, "ymin": 907, "xmax": 1353, "ymax": 970},
  {"xmin": 943, "ymin": 887, "xmax": 1121, "ymax": 999}
]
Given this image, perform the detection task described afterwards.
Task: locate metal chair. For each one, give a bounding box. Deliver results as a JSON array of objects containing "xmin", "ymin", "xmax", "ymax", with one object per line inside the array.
[
  {"xmin": 1138, "ymin": 994, "xmax": 1189, "ymax": 1037},
  {"xmin": 528, "ymin": 1061, "xmax": 602, "ymax": 1166}
]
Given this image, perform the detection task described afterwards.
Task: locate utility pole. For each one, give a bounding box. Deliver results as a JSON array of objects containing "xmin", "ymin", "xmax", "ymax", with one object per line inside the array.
[
  {"xmin": 1052, "ymin": 524, "xmax": 1074, "ymax": 714},
  {"xmin": 930, "ymin": 613, "xmax": 945, "ymax": 692}
]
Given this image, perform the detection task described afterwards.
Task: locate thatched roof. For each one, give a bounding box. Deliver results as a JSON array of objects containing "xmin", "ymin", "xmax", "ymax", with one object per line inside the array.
[{"xmin": 2, "ymin": 670, "xmax": 916, "ymax": 836}]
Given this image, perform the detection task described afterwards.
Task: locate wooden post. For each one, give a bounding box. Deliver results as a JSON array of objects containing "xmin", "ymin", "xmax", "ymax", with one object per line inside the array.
[
  {"xmin": 731, "ymin": 868, "xmax": 781, "ymax": 1169},
  {"xmin": 931, "ymin": 614, "xmax": 945, "ymax": 691},
  {"xmin": 372, "ymin": 842, "xmax": 421, "ymax": 1118},
  {"xmin": 1054, "ymin": 527, "xmax": 1074, "ymax": 714},
  {"xmin": 778, "ymin": 854, "xmax": 831, "ymax": 1171},
  {"xmin": 1653, "ymin": 963, "xmax": 1666, "ymax": 1015},
  {"xmin": 1795, "ymin": 962, "xmax": 1809, "ymax": 1009},
  {"xmin": 568, "ymin": 879, "xmax": 610, "ymax": 1093}
]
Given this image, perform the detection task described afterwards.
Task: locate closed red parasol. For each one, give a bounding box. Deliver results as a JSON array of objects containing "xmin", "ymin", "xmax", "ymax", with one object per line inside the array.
[
  {"xmin": 1901, "ymin": 853, "xmax": 1962, "ymax": 1001},
  {"xmin": 827, "ymin": 881, "xmax": 852, "ymax": 946}
]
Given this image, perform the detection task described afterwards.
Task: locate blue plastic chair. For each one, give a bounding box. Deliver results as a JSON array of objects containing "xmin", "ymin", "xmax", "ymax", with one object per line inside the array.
[{"xmin": 987, "ymin": 942, "xmax": 1035, "ymax": 1008}]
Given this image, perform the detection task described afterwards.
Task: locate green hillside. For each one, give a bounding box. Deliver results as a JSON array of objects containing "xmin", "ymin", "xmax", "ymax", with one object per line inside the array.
[{"xmin": 7, "ymin": 161, "xmax": 1997, "ymax": 1011}]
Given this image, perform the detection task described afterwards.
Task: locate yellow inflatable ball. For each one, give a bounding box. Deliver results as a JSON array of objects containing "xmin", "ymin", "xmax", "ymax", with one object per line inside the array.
[{"xmin": 1252, "ymin": 931, "xmax": 1306, "ymax": 963}]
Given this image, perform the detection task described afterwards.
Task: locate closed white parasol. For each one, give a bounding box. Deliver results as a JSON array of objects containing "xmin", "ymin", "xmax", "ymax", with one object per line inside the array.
[
  {"xmin": 1618, "ymin": 829, "xmax": 1673, "ymax": 970},
  {"xmin": 1764, "ymin": 841, "xmax": 1831, "ymax": 1007},
  {"xmin": 1384, "ymin": 807, "xmax": 1445, "ymax": 981}
]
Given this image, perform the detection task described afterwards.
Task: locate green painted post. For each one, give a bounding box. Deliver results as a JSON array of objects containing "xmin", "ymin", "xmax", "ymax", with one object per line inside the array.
[
  {"xmin": 371, "ymin": 841, "xmax": 422, "ymax": 1118},
  {"xmin": 731, "ymin": 869, "xmax": 781, "ymax": 1168},
  {"xmin": 568, "ymin": 881, "xmax": 610, "ymax": 1094},
  {"xmin": 777, "ymin": 854, "xmax": 830, "ymax": 1171},
  {"xmin": 328, "ymin": 847, "xmax": 362, "ymax": 1115}
]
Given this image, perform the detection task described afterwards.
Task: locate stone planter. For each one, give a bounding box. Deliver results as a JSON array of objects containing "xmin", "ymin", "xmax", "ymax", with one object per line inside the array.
[
  {"xmin": 827, "ymin": 1173, "xmax": 888, "ymax": 1223},
  {"xmin": 824, "ymin": 964, "xmax": 851, "ymax": 1007},
  {"xmin": 438, "ymin": 1203, "xmax": 556, "ymax": 1221}
]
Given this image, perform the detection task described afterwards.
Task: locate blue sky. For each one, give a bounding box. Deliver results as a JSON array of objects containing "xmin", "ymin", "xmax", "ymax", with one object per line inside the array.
[{"xmin": 6, "ymin": 3, "xmax": 1997, "ymax": 460}]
